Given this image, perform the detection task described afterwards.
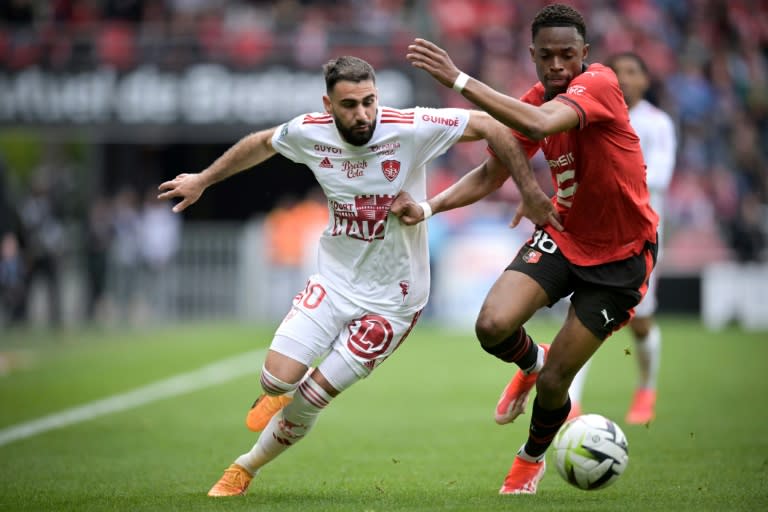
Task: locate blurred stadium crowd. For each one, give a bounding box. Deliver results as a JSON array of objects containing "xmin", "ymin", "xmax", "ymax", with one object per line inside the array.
[{"xmin": 0, "ymin": 0, "xmax": 766, "ymax": 328}]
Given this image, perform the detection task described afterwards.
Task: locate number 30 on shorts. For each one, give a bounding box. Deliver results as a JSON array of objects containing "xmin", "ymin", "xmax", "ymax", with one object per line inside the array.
[
  {"xmin": 531, "ymin": 229, "xmax": 558, "ymax": 254},
  {"xmin": 293, "ymin": 281, "xmax": 327, "ymax": 309}
]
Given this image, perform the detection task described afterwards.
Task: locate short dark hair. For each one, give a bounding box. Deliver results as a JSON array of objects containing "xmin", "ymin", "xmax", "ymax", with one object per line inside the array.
[
  {"xmin": 322, "ymin": 56, "xmax": 376, "ymax": 92},
  {"xmin": 606, "ymin": 52, "xmax": 649, "ymax": 76},
  {"xmin": 531, "ymin": 3, "xmax": 586, "ymax": 41}
]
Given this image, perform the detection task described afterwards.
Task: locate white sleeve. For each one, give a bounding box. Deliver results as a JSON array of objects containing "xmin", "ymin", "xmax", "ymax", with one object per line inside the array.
[
  {"xmin": 640, "ymin": 111, "xmax": 677, "ymax": 192},
  {"xmin": 412, "ymin": 107, "xmax": 470, "ymax": 168},
  {"xmin": 270, "ymin": 114, "xmax": 307, "ymax": 164}
]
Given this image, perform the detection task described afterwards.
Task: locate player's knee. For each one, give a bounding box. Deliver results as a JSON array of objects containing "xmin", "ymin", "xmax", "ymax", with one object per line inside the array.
[
  {"xmin": 475, "ymin": 313, "xmax": 515, "ymax": 347},
  {"xmin": 629, "ymin": 315, "xmax": 653, "ymax": 338},
  {"xmin": 260, "ymin": 366, "xmax": 299, "ymax": 396},
  {"xmin": 309, "ymin": 369, "xmax": 342, "ymax": 398}
]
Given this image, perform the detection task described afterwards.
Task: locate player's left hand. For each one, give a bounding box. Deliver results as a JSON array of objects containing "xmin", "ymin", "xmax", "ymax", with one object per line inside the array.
[
  {"xmin": 406, "ymin": 38, "xmax": 463, "ymax": 90},
  {"xmin": 390, "ymin": 191, "xmax": 426, "ymax": 225}
]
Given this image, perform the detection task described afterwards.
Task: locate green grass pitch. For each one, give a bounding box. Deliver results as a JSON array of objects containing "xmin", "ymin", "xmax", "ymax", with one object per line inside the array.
[{"xmin": 1, "ymin": 317, "xmax": 767, "ymax": 511}]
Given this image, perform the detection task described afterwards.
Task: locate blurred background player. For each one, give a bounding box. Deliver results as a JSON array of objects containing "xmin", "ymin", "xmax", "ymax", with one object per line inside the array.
[
  {"xmin": 158, "ymin": 56, "xmax": 536, "ymax": 498},
  {"xmin": 568, "ymin": 52, "xmax": 677, "ymax": 425}
]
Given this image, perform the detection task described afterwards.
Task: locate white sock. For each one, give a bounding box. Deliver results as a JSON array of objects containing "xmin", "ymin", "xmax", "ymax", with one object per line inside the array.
[
  {"xmin": 235, "ymin": 377, "xmax": 332, "ymax": 474},
  {"xmin": 523, "ymin": 344, "xmax": 546, "ymax": 375},
  {"xmin": 634, "ymin": 323, "xmax": 661, "ymax": 390},
  {"xmin": 568, "ymin": 359, "xmax": 591, "ymax": 405},
  {"xmin": 517, "ymin": 444, "xmax": 545, "ymax": 463}
]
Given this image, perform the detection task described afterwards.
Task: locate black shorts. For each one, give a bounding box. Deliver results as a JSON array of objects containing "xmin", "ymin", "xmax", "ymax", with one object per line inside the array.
[{"xmin": 506, "ymin": 229, "xmax": 658, "ymax": 341}]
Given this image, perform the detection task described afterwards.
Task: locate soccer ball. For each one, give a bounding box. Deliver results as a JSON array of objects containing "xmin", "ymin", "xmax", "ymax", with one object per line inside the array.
[{"xmin": 552, "ymin": 413, "xmax": 629, "ymax": 490}]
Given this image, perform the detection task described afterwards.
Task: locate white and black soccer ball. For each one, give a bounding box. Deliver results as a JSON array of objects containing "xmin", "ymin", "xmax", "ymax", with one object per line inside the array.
[{"xmin": 553, "ymin": 413, "xmax": 629, "ymax": 490}]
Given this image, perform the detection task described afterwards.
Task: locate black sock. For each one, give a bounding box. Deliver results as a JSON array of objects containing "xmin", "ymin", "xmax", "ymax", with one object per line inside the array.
[
  {"xmin": 482, "ymin": 326, "xmax": 539, "ymax": 369},
  {"xmin": 524, "ymin": 397, "xmax": 572, "ymax": 459}
]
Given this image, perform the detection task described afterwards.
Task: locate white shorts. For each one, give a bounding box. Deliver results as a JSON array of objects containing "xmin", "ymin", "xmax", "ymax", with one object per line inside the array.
[{"xmin": 272, "ymin": 274, "xmax": 422, "ymax": 382}]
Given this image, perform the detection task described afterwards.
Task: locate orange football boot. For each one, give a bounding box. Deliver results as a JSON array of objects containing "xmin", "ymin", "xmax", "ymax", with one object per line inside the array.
[
  {"xmin": 625, "ymin": 388, "xmax": 656, "ymax": 425},
  {"xmin": 207, "ymin": 464, "xmax": 252, "ymax": 497},
  {"xmin": 246, "ymin": 394, "xmax": 293, "ymax": 432},
  {"xmin": 499, "ymin": 456, "xmax": 546, "ymax": 495},
  {"xmin": 495, "ymin": 344, "xmax": 550, "ymax": 425}
]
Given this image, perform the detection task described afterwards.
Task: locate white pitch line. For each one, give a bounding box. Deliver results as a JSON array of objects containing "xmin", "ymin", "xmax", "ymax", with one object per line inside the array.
[{"xmin": 0, "ymin": 348, "xmax": 266, "ymax": 447}]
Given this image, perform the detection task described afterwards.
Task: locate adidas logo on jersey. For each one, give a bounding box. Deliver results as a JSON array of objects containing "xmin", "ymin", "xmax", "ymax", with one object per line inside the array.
[{"xmin": 319, "ymin": 157, "xmax": 333, "ymax": 169}]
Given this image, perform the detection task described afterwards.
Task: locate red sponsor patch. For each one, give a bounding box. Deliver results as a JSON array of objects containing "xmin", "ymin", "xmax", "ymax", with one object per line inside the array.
[
  {"xmin": 522, "ymin": 248, "xmax": 541, "ymax": 264},
  {"xmin": 381, "ymin": 159, "xmax": 400, "ymax": 182}
]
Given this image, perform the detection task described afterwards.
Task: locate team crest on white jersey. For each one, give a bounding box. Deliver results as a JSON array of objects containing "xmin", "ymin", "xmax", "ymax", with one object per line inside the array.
[{"xmin": 381, "ymin": 159, "xmax": 400, "ymax": 182}]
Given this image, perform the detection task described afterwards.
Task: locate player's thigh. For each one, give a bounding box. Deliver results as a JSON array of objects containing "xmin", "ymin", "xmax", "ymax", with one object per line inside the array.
[
  {"xmin": 331, "ymin": 308, "xmax": 422, "ymax": 383},
  {"xmin": 271, "ymin": 276, "xmax": 343, "ymax": 377},
  {"xmin": 477, "ymin": 270, "xmax": 549, "ymax": 332},
  {"xmin": 569, "ymin": 245, "xmax": 654, "ymax": 341},
  {"xmin": 480, "ymin": 234, "xmax": 573, "ymax": 331}
]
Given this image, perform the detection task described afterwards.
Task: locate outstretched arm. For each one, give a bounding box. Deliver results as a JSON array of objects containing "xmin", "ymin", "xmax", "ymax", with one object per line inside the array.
[
  {"xmin": 406, "ymin": 38, "xmax": 579, "ymax": 140},
  {"xmin": 158, "ymin": 127, "xmax": 278, "ymax": 212},
  {"xmin": 392, "ymin": 111, "xmax": 562, "ymax": 230}
]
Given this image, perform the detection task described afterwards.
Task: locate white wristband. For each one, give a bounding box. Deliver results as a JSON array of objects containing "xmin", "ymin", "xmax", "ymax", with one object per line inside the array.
[
  {"xmin": 452, "ymin": 72, "xmax": 470, "ymax": 92},
  {"xmin": 418, "ymin": 201, "xmax": 433, "ymax": 220}
]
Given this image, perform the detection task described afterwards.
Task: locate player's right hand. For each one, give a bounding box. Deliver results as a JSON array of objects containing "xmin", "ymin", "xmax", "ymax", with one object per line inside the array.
[
  {"xmin": 390, "ymin": 191, "xmax": 425, "ymax": 225},
  {"xmin": 157, "ymin": 173, "xmax": 206, "ymax": 213},
  {"xmin": 512, "ymin": 192, "xmax": 564, "ymax": 231}
]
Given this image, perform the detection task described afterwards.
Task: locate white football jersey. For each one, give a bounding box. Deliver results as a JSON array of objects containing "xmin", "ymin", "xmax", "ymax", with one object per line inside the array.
[
  {"xmin": 630, "ymin": 99, "xmax": 677, "ymax": 220},
  {"xmin": 271, "ymin": 106, "xmax": 469, "ymax": 315}
]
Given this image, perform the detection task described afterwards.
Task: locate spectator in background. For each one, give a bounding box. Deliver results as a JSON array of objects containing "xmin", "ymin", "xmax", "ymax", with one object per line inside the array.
[
  {"xmin": 0, "ymin": 232, "xmax": 25, "ymax": 325},
  {"xmin": 84, "ymin": 196, "xmax": 113, "ymax": 324},
  {"xmin": 109, "ymin": 186, "xmax": 142, "ymax": 325},
  {"xmin": 139, "ymin": 185, "xmax": 182, "ymax": 321},
  {"xmin": 728, "ymin": 191, "xmax": 766, "ymax": 263},
  {"xmin": 0, "ymin": 159, "xmax": 25, "ymax": 325},
  {"xmin": 17, "ymin": 173, "xmax": 64, "ymax": 329}
]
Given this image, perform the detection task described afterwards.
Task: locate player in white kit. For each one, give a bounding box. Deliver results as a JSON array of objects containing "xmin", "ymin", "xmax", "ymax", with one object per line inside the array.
[
  {"xmin": 567, "ymin": 52, "xmax": 677, "ymax": 424},
  {"xmin": 158, "ymin": 56, "xmax": 549, "ymax": 496}
]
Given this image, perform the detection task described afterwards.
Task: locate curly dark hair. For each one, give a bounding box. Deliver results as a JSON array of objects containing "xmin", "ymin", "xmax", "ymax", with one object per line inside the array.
[
  {"xmin": 531, "ymin": 3, "xmax": 586, "ymax": 41},
  {"xmin": 322, "ymin": 56, "xmax": 376, "ymax": 93}
]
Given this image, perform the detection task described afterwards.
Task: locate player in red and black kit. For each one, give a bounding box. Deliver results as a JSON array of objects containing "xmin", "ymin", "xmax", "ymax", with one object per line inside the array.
[{"xmin": 392, "ymin": 4, "xmax": 658, "ymax": 494}]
